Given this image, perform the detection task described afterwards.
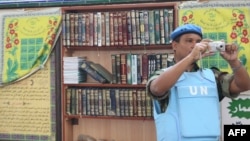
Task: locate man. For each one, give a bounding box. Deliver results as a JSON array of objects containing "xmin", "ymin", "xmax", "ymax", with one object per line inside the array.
[{"xmin": 146, "ymin": 24, "xmax": 250, "ymax": 141}]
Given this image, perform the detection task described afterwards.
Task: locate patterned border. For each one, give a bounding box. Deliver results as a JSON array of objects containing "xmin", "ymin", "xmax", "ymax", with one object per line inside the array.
[{"xmin": 0, "ymin": 0, "xmax": 166, "ymax": 9}]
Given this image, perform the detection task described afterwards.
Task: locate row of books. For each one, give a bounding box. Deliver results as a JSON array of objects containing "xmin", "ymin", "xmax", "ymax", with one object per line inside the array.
[
  {"xmin": 62, "ymin": 8, "xmax": 174, "ymax": 47},
  {"xmin": 63, "ymin": 56, "xmax": 87, "ymax": 84},
  {"xmin": 111, "ymin": 53, "xmax": 174, "ymax": 85},
  {"xmin": 66, "ymin": 88, "xmax": 153, "ymax": 117}
]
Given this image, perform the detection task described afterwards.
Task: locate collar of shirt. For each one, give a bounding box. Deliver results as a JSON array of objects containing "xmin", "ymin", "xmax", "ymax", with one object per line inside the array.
[{"xmin": 170, "ymin": 59, "xmax": 200, "ymax": 72}]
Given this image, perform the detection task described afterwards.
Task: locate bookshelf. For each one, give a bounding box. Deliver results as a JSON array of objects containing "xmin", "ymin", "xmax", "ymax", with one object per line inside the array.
[{"xmin": 61, "ymin": 2, "xmax": 178, "ymax": 141}]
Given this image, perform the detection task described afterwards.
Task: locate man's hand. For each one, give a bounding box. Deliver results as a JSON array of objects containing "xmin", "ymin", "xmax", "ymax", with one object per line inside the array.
[{"xmin": 220, "ymin": 43, "xmax": 238, "ymax": 62}]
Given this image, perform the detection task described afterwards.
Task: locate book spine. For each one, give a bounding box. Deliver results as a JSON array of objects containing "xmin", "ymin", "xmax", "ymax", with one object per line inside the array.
[
  {"xmin": 77, "ymin": 13, "xmax": 82, "ymax": 46},
  {"xmin": 113, "ymin": 12, "xmax": 119, "ymax": 46},
  {"xmin": 139, "ymin": 11, "xmax": 145, "ymax": 45},
  {"xmin": 77, "ymin": 88, "xmax": 82, "ymax": 115},
  {"xmin": 161, "ymin": 53, "xmax": 168, "ymax": 69},
  {"xmin": 115, "ymin": 89, "xmax": 120, "ymax": 116},
  {"xmin": 119, "ymin": 89, "xmax": 125, "ymax": 116},
  {"xmin": 135, "ymin": 10, "xmax": 141, "ymax": 45},
  {"xmin": 144, "ymin": 11, "xmax": 149, "ymax": 45},
  {"xmin": 89, "ymin": 89, "xmax": 95, "ymax": 115},
  {"xmin": 65, "ymin": 13, "xmax": 71, "ymax": 47},
  {"xmin": 164, "ymin": 9, "xmax": 170, "ymax": 44},
  {"xmin": 70, "ymin": 13, "xmax": 75, "ymax": 46},
  {"xmin": 101, "ymin": 12, "xmax": 106, "ymax": 47},
  {"xmin": 81, "ymin": 88, "xmax": 87, "ymax": 115},
  {"xmin": 90, "ymin": 63, "xmax": 112, "ymax": 83},
  {"xmin": 126, "ymin": 53, "xmax": 132, "ymax": 84},
  {"xmin": 109, "ymin": 12, "xmax": 114, "ymax": 46},
  {"xmin": 137, "ymin": 89, "xmax": 142, "ymax": 117},
  {"xmin": 116, "ymin": 54, "xmax": 121, "ymax": 84},
  {"xmin": 131, "ymin": 10, "xmax": 137, "ymax": 45},
  {"xmin": 146, "ymin": 92, "xmax": 152, "ymax": 117},
  {"xmin": 93, "ymin": 13, "xmax": 98, "ymax": 46},
  {"xmin": 71, "ymin": 88, "xmax": 76, "ymax": 115},
  {"xmin": 137, "ymin": 54, "xmax": 142, "ymax": 84},
  {"xmin": 102, "ymin": 89, "xmax": 107, "ymax": 116},
  {"xmin": 132, "ymin": 90, "xmax": 138, "ymax": 117},
  {"xmin": 124, "ymin": 89, "xmax": 129, "ymax": 116},
  {"xmin": 66, "ymin": 88, "xmax": 71, "ymax": 115},
  {"xmin": 86, "ymin": 89, "xmax": 91, "ymax": 115},
  {"xmin": 154, "ymin": 10, "xmax": 160, "ymax": 44},
  {"xmin": 74, "ymin": 14, "xmax": 79, "ymax": 46},
  {"xmin": 85, "ymin": 13, "xmax": 90, "ymax": 46},
  {"xmin": 156, "ymin": 54, "xmax": 161, "ymax": 71},
  {"xmin": 141, "ymin": 53, "xmax": 148, "ymax": 84},
  {"xmin": 160, "ymin": 9, "xmax": 165, "ymax": 44},
  {"xmin": 111, "ymin": 54, "xmax": 117, "ymax": 84},
  {"xmin": 120, "ymin": 53, "xmax": 127, "ymax": 84},
  {"xmin": 122, "ymin": 11, "xmax": 128, "ymax": 46},
  {"xmin": 98, "ymin": 89, "xmax": 103, "ymax": 116},
  {"xmin": 81, "ymin": 62, "xmax": 107, "ymax": 83},
  {"xmin": 93, "ymin": 89, "xmax": 99, "ymax": 115},
  {"xmin": 131, "ymin": 54, "xmax": 138, "ymax": 85},
  {"xmin": 148, "ymin": 10, "xmax": 155, "ymax": 45},
  {"xmin": 105, "ymin": 12, "xmax": 110, "ymax": 46},
  {"xmin": 118, "ymin": 12, "xmax": 123, "ymax": 46},
  {"xmin": 89, "ymin": 13, "xmax": 94, "ymax": 46},
  {"xmin": 81, "ymin": 13, "xmax": 86, "ymax": 46},
  {"xmin": 141, "ymin": 89, "xmax": 146, "ymax": 117},
  {"xmin": 105, "ymin": 89, "xmax": 112, "ymax": 116},
  {"xmin": 110, "ymin": 89, "xmax": 116, "ymax": 116},
  {"xmin": 128, "ymin": 89, "xmax": 134, "ymax": 117},
  {"xmin": 168, "ymin": 9, "xmax": 174, "ymax": 41},
  {"xmin": 127, "ymin": 11, "xmax": 132, "ymax": 46},
  {"xmin": 97, "ymin": 12, "xmax": 102, "ymax": 47}
]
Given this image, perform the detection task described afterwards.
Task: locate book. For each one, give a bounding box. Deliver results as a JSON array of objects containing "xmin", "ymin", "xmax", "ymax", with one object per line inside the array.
[
  {"xmin": 143, "ymin": 10, "xmax": 149, "ymax": 45},
  {"xmin": 141, "ymin": 54, "xmax": 148, "ymax": 84},
  {"xmin": 148, "ymin": 10, "xmax": 155, "ymax": 45},
  {"xmin": 122, "ymin": 11, "xmax": 128, "ymax": 46},
  {"xmin": 81, "ymin": 13, "xmax": 86, "ymax": 46},
  {"xmin": 90, "ymin": 62, "xmax": 113, "ymax": 83},
  {"xmin": 63, "ymin": 56, "xmax": 87, "ymax": 84},
  {"xmin": 80, "ymin": 61, "xmax": 109, "ymax": 83},
  {"xmin": 105, "ymin": 12, "xmax": 110, "ymax": 46},
  {"xmin": 120, "ymin": 53, "xmax": 127, "ymax": 84},
  {"xmin": 127, "ymin": 11, "xmax": 132, "ymax": 46},
  {"xmin": 131, "ymin": 10, "xmax": 137, "ymax": 45},
  {"xmin": 135, "ymin": 10, "xmax": 141, "ymax": 45},
  {"xmin": 131, "ymin": 54, "xmax": 138, "ymax": 85},
  {"xmin": 154, "ymin": 9, "xmax": 160, "ymax": 44},
  {"xmin": 111, "ymin": 54, "xmax": 117, "ymax": 84},
  {"xmin": 81, "ymin": 88, "xmax": 87, "ymax": 115},
  {"xmin": 159, "ymin": 9, "xmax": 165, "ymax": 44},
  {"xmin": 164, "ymin": 9, "xmax": 170, "ymax": 44},
  {"xmin": 70, "ymin": 13, "xmax": 75, "ymax": 46},
  {"xmin": 66, "ymin": 88, "xmax": 72, "ymax": 115},
  {"xmin": 74, "ymin": 13, "xmax": 79, "ymax": 46},
  {"xmin": 139, "ymin": 11, "xmax": 145, "ymax": 45},
  {"xmin": 116, "ymin": 54, "xmax": 121, "ymax": 84},
  {"xmin": 126, "ymin": 53, "xmax": 132, "ymax": 84}
]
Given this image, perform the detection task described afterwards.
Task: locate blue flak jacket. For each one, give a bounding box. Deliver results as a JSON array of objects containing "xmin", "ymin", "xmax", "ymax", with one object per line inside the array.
[{"xmin": 153, "ymin": 69, "xmax": 221, "ymax": 141}]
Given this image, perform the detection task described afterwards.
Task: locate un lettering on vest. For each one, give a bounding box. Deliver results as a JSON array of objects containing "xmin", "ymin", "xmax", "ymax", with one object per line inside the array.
[
  {"xmin": 189, "ymin": 86, "xmax": 209, "ymax": 95},
  {"xmin": 177, "ymin": 86, "xmax": 217, "ymax": 98}
]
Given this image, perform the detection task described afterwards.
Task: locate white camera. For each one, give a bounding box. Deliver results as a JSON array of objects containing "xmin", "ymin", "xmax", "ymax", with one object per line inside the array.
[{"xmin": 208, "ymin": 41, "xmax": 225, "ymax": 52}]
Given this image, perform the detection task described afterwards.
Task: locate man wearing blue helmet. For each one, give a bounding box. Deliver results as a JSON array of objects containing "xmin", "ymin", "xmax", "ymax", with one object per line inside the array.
[{"xmin": 146, "ymin": 24, "xmax": 250, "ymax": 141}]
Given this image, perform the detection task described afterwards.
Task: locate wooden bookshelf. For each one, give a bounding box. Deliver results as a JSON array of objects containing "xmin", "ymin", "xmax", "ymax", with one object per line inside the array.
[{"xmin": 61, "ymin": 2, "xmax": 178, "ymax": 141}]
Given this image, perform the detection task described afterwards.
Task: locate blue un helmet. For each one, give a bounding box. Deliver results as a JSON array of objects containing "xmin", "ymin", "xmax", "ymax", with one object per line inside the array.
[{"xmin": 170, "ymin": 24, "xmax": 203, "ymax": 41}]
